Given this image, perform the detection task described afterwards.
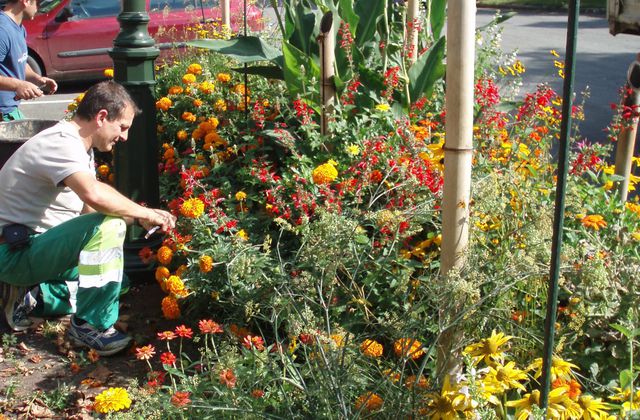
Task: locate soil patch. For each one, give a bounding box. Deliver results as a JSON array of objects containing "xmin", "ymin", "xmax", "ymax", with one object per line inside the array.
[{"xmin": 0, "ymin": 279, "xmax": 170, "ymax": 418}]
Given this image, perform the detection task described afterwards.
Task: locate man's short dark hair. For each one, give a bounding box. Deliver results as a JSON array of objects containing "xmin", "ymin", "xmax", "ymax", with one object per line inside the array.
[{"xmin": 75, "ymin": 80, "xmax": 141, "ymax": 121}]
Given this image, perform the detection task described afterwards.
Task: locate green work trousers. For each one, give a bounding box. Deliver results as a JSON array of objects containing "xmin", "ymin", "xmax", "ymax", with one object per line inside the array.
[
  {"xmin": 1, "ymin": 108, "xmax": 25, "ymax": 122},
  {"xmin": 0, "ymin": 213, "xmax": 127, "ymax": 330}
]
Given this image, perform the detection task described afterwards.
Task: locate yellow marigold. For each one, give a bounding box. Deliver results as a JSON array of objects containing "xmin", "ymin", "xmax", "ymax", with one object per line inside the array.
[
  {"xmin": 180, "ymin": 197, "xmax": 205, "ymax": 218},
  {"xmin": 204, "ymin": 131, "xmax": 223, "ymax": 145},
  {"xmin": 155, "ymin": 97, "xmax": 172, "ymax": 111},
  {"xmin": 354, "ymin": 392, "xmax": 383, "ymax": 412},
  {"xmin": 155, "ymin": 266, "xmax": 170, "ymax": 282},
  {"xmin": 214, "ymin": 98, "xmax": 227, "ymax": 112},
  {"xmin": 74, "ymin": 92, "xmax": 85, "ymax": 104},
  {"xmin": 217, "ymin": 73, "xmax": 231, "ymax": 83},
  {"xmin": 393, "ymin": 338, "xmax": 425, "ymax": 360},
  {"xmin": 236, "ymin": 229, "xmax": 248, "ymax": 240},
  {"xmin": 97, "ymin": 164, "xmax": 110, "ymax": 177},
  {"xmin": 360, "ymin": 339, "xmax": 383, "ymax": 358},
  {"xmin": 312, "ymin": 160, "xmax": 338, "ymax": 185},
  {"xmin": 187, "ymin": 63, "xmax": 203, "ymax": 75},
  {"xmin": 156, "ymin": 246, "xmax": 173, "ymax": 266},
  {"xmin": 181, "ymin": 111, "xmax": 197, "ymax": 123},
  {"xmin": 581, "ymin": 214, "xmax": 607, "ymax": 230},
  {"xmin": 331, "ymin": 334, "xmax": 345, "ymax": 348},
  {"xmin": 166, "ymin": 275, "xmax": 185, "ymax": 296},
  {"xmin": 176, "ymin": 130, "xmax": 189, "ymax": 141},
  {"xmin": 168, "ymin": 85, "xmax": 183, "ymax": 95},
  {"xmin": 161, "ymin": 296, "xmax": 180, "ymax": 319},
  {"xmin": 199, "ymin": 255, "xmax": 213, "ymax": 273},
  {"xmin": 235, "ymin": 191, "xmax": 247, "ymax": 201},
  {"xmin": 182, "ymin": 73, "xmax": 197, "ymax": 84},
  {"xmin": 93, "ymin": 387, "xmax": 132, "ymax": 414},
  {"xmin": 207, "ymin": 117, "xmax": 219, "ymax": 129},
  {"xmin": 103, "ymin": 68, "xmax": 114, "ymax": 78},
  {"xmin": 198, "ymin": 80, "xmax": 215, "ymax": 94}
]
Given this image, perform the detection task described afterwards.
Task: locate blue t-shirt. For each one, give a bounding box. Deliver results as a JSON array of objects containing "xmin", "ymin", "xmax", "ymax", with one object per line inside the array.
[{"xmin": 0, "ymin": 11, "xmax": 27, "ymax": 114}]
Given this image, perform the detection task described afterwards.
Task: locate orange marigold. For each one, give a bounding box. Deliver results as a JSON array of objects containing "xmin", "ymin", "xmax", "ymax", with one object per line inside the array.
[
  {"xmin": 180, "ymin": 197, "xmax": 205, "ymax": 218},
  {"xmin": 393, "ymin": 338, "xmax": 425, "ymax": 360},
  {"xmin": 156, "ymin": 246, "xmax": 173, "ymax": 266},
  {"xmin": 187, "ymin": 63, "xmax": 202, "ymax": 75},
  {"xmin": 161, "ymin": 295, "xmax": 181, "ymax": 319},
  {"xmin": 581, "ymin": 214, "xmax": 607, "ymax": 230},
  {"xmin": 155, "ymin": 97, "xmax": 172, "ymax": 111},
  {"xmin": 181, "ymin": 111, "xmax": 197, "ymax": 123},
  {"xmin": 166, "ymin": 275, "xmax": 185, "ymax": 295},
  {"xmin": 97, "ymin": 164, "xmax": 110, "ymax": 177},
  {"xmin": 360, "ymin": 339, "xmax": 383, "ymax": 358},
  {"xmin": 217, "ymin": 73, "xmax": 231, "ymax": 83},
  {"xmin": 312, "ymin": 160, "xmax": 338, "ymax": 185},
  {"xmin": 214, "ymin": 98, "xmax": 227, "ymax": 112},
  {"xmin": 176, "ymin": 130, "xmax": 189, "ymax": 141},
  {"xmin": 199, "ymin": 255, "xmax": 214, "ymax": 273},
  {"xmin": 168, "ymin": 85, "xmax": 183, "ymax": 95},
  {"xmin": 103, "ymin": 68, "xmax": 114, "ymax": 78},
  {"xmin": 354, "ymin": 392, "xmax": 383, "ymax": 412},
  {"xmin": 193, "ymin": 99, "xmax": 203, "ymax": 107}
]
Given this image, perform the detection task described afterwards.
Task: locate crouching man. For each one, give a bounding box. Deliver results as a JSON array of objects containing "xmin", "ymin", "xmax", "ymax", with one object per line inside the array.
[{"xmin": 0, "ymin": 80, "xmax": 176, "ymax": 355}]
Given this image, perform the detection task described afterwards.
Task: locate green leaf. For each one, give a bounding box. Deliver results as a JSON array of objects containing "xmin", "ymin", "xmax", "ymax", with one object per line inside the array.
[
  {"xmin": 611, "ymin": 323, "xmax": 632, "ymax": 338},
  {"xmin": 231, "ymin": 65, "xmax": 284, "ymax": 80},
  {"xmin": 338, "ymin": 0, "xmax": 360, "ymax": 36},
  {"xmin": 429, "ymin": 0, "xmax": 446, "ymax": 39},
  {"xmin": 285, "ymin": 1, "xmax": 319, "ymax": 55},
  {"xmin": 186, "ymin": 37, "xmax": 282, "ymax": 65},
  {"xmin": 620, "ymin": 369, "xmax": 633, "ymax": 390},
  {"xmin": 354, "ymin": 0, "xmax": 385, "ymax": 48},
  {"xmin": 408, "ymin": 35, "xmax": 446, "ymax": 103}
]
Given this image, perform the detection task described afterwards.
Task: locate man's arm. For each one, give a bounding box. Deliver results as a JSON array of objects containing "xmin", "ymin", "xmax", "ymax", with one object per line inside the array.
[
  {"xmin": 64, "ymin": 172, "xmax": 176, "ymax": 232},
  {"xmin": 25, "ymin": 64, "xmax": 57, "ymax": 95}
]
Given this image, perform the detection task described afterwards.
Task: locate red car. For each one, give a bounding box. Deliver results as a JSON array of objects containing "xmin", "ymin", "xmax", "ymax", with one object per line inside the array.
[{"xmin": 23, "ymin": 0, "xmax": 264, "ymax": 81}]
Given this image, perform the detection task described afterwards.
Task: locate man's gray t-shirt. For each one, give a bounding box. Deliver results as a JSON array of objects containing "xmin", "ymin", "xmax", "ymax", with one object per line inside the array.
[{"xmin": 0, "ymin": 120, "xmax": 95, "ymax": 233}]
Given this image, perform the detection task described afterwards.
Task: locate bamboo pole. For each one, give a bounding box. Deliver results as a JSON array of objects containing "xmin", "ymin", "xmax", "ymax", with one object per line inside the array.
[
  {"xmin": 614, "ymin": 56, "xmax": 640, "ymax": 203},
  {"xmin": 437, "ymin": 0, "xmax": 476, "ymax": 377},
  {"xmin": 221, "ymin": 0, "xmax": 230, "ymax": 30},
  {"xmin": 319, "ymin": 12, "xmax": 335, "ymax": 136},
  {"xmin": 406, "ymin": 0, "xmax": 420, "ymax": 64}
]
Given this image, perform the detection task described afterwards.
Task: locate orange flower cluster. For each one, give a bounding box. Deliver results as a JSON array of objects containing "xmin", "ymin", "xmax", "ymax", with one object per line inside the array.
[
  {"xmin": 360, "ymin": 339, "xmax": 383, "ymax": 358},
  {"xmin": 156, "ymin": 246, "xmax": 173, "ymax": 265},
  {"xmin": 354, "ymin": 392, "xmax": 383, "ymax": 412},
  {"xmin": 393, "ymin": 338, "xmax": 425, "ymax": 360},
  {"xmin": 312, "ymin": 160, "xmax": 338, "ymax": 185},
  {"xmin": 199, "ymin": 255, "xmax": 213, "ymax": 273},
  {"xmin": 161, "ymin": 295, "xmax": 180, "ymax": 319},
  {"xmin": 155, "ymin": 97, "xmax": 172, "ymax": 111},
  {"xmin": 187, "ymin": 63, "xmax": 203, "ymax": 75},
  {"xmin": 580, "ymin": 214, "xmax": 607, "ymax": 230}
]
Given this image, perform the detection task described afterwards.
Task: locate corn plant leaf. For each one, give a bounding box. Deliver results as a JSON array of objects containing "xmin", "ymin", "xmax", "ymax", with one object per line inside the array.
[
  {"xmin": 283, "ymin": 41, "xmax": 321, "ymax": 101},
  {"xmin": 186, "ymin": 37, "xmax": 283, "ymax": 65},
  {"xmin": 430, "ymin": 0, "xmax": 446, "ymax": 39},
  {"xmin": 284, "ymin": 0, "xmax": 320, "ymax": 56},
  {"xmin": 354, "ymin": 0, "xmax": 385, "ymax": 47},
  {"xmin": 338, "ymin": 0, "xmax": 359, "ymax": 37},
  {"xmin": 408, "ymin": 35, "xmax": 446, "ymax": 103}
]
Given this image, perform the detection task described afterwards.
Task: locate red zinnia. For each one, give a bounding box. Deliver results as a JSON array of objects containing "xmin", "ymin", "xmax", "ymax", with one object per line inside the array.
[
  {"xmin": 174, "ymin": 325, "xmax": 194, "ymax": 339},
  {"xmin": 171, "ymin": 391, "xmax": 191, "ymax": 407},
  {"xmin": 198, "ymin": 319, "xmax": 223, "ymax": 334},
  {"xmin": 160, "ymin": 351, "xmax": 177, "ymax": 365},
  {"xmin": 157, "ymin": 330, "xmax": 177, "ymax": 341},
  {"xmin": 219, "ymin": 368, "xmax": 237, "ymax": 388},
  {"xmin": 242, "ymin": 335, "xmax": 265, "ymax": 351}
]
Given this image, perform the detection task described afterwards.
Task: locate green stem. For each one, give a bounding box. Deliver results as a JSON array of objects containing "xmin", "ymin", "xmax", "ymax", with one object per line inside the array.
[{"xmin": 382, "ymin": 0, "xmax": 389, "ymax": 73}]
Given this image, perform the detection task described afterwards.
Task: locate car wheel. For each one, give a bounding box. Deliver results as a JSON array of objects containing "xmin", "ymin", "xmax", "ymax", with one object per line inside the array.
[{"xmin": 27, "ymin": 54, "xmax": 43, "ymax": 76}]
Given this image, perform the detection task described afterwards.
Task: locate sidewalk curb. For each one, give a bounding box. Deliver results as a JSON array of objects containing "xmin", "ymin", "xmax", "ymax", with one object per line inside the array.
[{"xmin": 477, "ymin": 3, "xmax": 606, "ymax": 17}]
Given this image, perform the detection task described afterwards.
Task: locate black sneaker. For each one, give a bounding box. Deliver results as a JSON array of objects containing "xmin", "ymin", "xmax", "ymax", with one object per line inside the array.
[
  {"xmin": 67, "ymin": 317, "xmax": 132, "ymax": 356},
  {"xmin": 1, "ymin": 283, "xmax": 37, "ymax": 332}
]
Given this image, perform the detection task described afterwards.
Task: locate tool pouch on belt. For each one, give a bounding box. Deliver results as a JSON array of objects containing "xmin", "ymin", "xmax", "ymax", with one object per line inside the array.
[{"xmin": 2, "ymin": 224, "xmax": 33, "ymax": 251}]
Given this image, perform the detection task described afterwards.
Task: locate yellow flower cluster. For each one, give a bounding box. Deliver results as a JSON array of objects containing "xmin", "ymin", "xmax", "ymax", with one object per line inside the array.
[
  {"xmin": 187, "ymin": 63, "xmax": 203, "ymax": 75},
  {"xmin": 312, "ymin": 160, "xmax": 338, "ymax": 185},
  {"xmin": 182, "ymin": 73, "xmax": 197, "ymax": 84},
  {"xmin": 180, "ymin": 197, "xmax": 205, "ymax": 218},
  {"xmin": 93, "ymin": 387, "xmax": 132, "ymax": 414},
  {"xmin": 198, "ymin": 80, "xmax": 215, "ymax": 94},
  {"xmin": 103, "ymin": 68, "xmax": 114, "ymax": 78},
  {"xmin": 217, "ymin": 72, "xmax": 231, "ymax": 83},
  {"xmin": 166, "ymin": 275, "xmax": 186, "ymax": 296}
]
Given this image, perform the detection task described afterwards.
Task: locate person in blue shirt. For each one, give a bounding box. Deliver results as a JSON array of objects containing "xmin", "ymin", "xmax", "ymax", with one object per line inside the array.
[{"xmin": 0, "ymin": 0, "xmax": 57, "ymax": 121}]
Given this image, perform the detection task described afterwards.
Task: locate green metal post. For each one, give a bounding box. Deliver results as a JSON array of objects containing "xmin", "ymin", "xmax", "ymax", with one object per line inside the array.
[
  {"xmin": 540, "ymin": 0, "xmax": 580, "ymax": 409},
  {"xmin": 109, "ymin": 0, "xmax": 160, "ymax": 240}
]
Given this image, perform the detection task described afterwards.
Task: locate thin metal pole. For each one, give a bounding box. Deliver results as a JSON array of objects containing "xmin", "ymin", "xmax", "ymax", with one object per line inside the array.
[{"xmin": 540, "ymin": 0, "xmax": 580, "ymax": 409}]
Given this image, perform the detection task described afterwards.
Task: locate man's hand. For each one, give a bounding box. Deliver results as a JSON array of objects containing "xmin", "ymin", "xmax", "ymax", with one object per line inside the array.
[
  {"xmin": 139, "ymin": 208, "xmax": 177, "ymax": 234},
  {"xmin": 15, "ymin": 80, "xmax": 45, "ymax": 100},
  {"xmin": 39, "ymin": 77, "xmax": 58, "ymax": 95}
]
